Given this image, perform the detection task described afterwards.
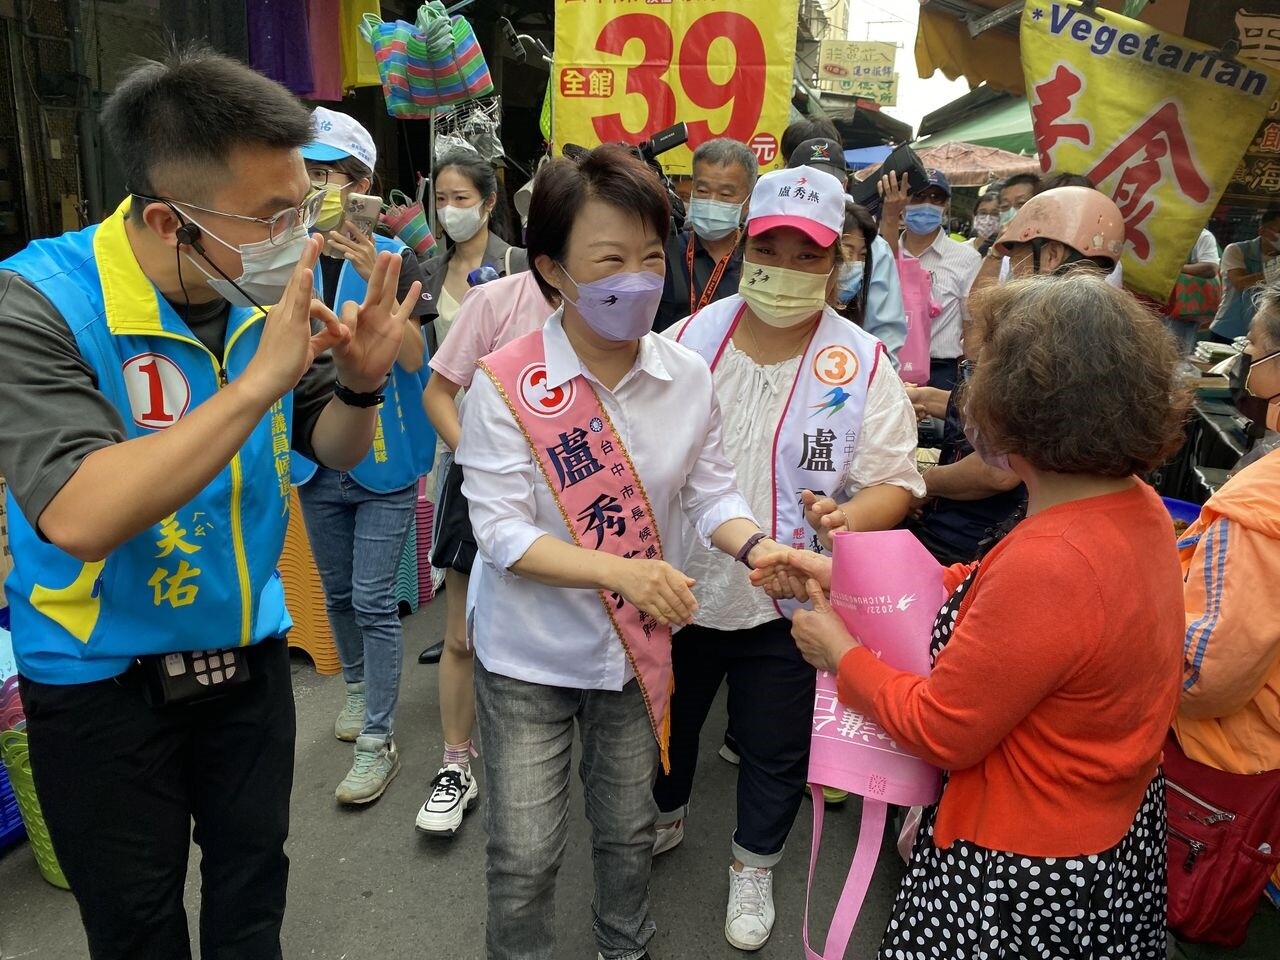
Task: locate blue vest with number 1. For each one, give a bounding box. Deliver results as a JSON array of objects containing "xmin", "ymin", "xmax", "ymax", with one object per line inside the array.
[
  {"xmin": 291, "ymin": 233, "xmax": 436, "ymax": 492},
  {"xmin": 1, "ymin": 200, "xmax": 294, "ymax": 685}
]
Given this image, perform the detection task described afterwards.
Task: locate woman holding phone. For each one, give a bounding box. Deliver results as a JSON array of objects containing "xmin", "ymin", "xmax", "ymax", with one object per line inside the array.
[{"xmin": 292, "ymin": 107, "xmax": 437, "ymax": 806}]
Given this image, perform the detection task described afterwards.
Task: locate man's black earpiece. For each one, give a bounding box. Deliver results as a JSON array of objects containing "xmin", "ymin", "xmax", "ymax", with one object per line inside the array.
[
  {"xmin": 169, "ymin": 210, "xmax": 268, "ymax": 315},
  {"xmin": 175, "ymin": 221, "xmax": 202, "ymax": 250}
]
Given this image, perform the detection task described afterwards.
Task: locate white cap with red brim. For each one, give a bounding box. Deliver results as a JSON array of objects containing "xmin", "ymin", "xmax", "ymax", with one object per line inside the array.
[{"xmin": 746, "ymin": 166, "xmax": 847, "ymax": 247}]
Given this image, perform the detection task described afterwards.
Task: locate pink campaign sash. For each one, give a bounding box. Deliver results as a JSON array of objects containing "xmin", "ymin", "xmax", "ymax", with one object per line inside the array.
[
  {"xmin": 804, "ymin": 529, "xmax": 945, "ymax": 960},
  {"xmin": 676, "ymin": 296, "xmax": 881, "ymax": 618},
  {"xmin": 477, "ymin": 331, "xmax": 676, "ymax": 771}
]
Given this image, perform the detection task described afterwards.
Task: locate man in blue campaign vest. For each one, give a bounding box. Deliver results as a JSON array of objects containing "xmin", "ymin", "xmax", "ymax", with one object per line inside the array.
[{"xmin": 0, "ymin": 49, "xmax": 417, "ymax": 960}]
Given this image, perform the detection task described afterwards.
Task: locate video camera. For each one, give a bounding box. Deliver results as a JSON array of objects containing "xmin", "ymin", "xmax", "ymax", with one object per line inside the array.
[{"xmin": 563, "ymin": 122, "xmax": 689, "ymax": 229}]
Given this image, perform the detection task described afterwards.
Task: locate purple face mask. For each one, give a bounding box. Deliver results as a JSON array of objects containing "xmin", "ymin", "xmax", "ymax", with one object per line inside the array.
[
  {"xmin": 558, "ymin": 265, "xmax": 664, "ymax": 341},
  {"xmin": 961, "ymin": 400, "xmax": 1012, "ymax": 473}
]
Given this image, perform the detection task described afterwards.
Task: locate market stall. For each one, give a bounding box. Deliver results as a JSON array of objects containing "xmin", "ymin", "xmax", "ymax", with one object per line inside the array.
[{"xmin": 913, "ymin": 141, "xmax": 1041, "ymax": 187}]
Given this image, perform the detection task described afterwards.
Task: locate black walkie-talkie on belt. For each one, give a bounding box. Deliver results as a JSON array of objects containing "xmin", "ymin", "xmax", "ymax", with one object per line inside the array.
[{"xmin": 140, "ymin": 648, "xmax": 251, "ymax": 706}]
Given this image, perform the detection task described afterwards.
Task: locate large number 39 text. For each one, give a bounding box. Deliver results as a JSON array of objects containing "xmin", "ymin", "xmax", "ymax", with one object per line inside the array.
[{"xmin": 591, "ymin": 12, "xmax": 766, "ymax": 149}]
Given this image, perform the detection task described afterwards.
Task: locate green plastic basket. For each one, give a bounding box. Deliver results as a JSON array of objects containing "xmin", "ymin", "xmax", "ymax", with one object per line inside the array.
[{"xmin": 0, "ymin": 728, "xmax": 69, "ymax": 889}]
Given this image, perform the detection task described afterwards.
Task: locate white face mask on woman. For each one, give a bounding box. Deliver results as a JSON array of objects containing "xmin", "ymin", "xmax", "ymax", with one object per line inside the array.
[{"xmin": 439, "ymin": 202, "xmax": 488, "ymax": 243}]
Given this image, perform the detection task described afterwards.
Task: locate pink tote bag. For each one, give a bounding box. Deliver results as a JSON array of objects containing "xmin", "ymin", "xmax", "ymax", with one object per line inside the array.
[
  {"xmin": 895, "ymin": 250, "xmax": 940, "ymax": 386},
  {"xmin": 804, "ymin": 529, "xmax": 945, "ymax": 960}
]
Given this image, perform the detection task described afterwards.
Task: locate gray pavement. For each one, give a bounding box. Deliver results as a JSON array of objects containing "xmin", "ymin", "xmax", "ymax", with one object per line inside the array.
[
  {"xmin": 0, "ymin": 597, "xmax": 903, "ymax": 960},
  {"xmin": 8, "ymin": 598, "xmax": 1276, "ymax": 959}
]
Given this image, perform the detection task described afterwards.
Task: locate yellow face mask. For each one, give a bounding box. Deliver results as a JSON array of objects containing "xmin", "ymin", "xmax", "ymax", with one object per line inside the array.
[{"xmin": 313, "ymin": 186, "xmax": 345, "ymax": 232}]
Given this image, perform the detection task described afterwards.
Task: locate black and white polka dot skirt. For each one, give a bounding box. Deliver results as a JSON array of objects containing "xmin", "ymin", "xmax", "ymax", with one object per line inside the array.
[
  {"xmin": 879, "ymin": 571, "xmax": 1169, "ymax": 958},
  {"xmin": 879, "ymin": 775, "xmax": 1167, "ymax": 958}
]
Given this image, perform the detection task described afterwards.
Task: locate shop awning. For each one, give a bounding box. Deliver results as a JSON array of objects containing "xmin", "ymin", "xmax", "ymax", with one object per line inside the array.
[
  {"xmin": 913, "ymin": 141, "xmax": 1041, "ymax": 186},
  {"xmin": 914, "ymin": 0, "xmax": 1184, "ymax": 94},
  {"xmin": 844, "ymin": 145, "xmax": 893, "ymax": 169},
  {"xmin": 916, "ymin": 1, "xmax": 1025, "ymax": 96},
  {"xmin": 915, "ymin": 95, "xmax": 1035, "ymax": 154}
]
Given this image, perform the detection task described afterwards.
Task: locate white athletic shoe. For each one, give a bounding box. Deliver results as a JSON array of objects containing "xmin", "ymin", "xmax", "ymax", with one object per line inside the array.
[
  {"xmin": 725, "ymin": 864, "xmax": 775, "ymax": 951},
  {"xmin": 414, "ymin": 764, "xmax": 478, "ymax": 834},
  {"xmin": 652, "ymin": 818, "xmax": 684, "ymax": 856}
]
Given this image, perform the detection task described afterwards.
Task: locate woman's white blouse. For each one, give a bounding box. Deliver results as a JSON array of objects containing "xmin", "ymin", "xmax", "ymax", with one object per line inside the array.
[{"xmin": 457, "ymin": 311, "xmax": 756, "ymax": 690}]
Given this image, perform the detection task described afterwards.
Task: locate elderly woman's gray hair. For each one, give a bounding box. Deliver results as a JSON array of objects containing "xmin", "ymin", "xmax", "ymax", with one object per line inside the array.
[{"xmin": 1253, "ymin": 284, "xmax": 1280, "ymax": 348}]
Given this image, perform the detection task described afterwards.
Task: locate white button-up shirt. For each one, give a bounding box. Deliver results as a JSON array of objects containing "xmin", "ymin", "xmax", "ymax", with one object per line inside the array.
[
  {"xmin": 659, "ymin": 330, "xmax": 925, "ymax": 633},
  {"xmin": 457, "ymin": 310, "xmax": 756, "ymax": 691},
  {"xmin": 902, "ymin": 229, "xmax": 982, "ymax": 360}
]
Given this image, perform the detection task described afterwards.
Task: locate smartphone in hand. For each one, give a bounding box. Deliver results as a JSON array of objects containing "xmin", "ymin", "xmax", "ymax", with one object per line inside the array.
[{"xmin": 345, "ymin": 193, "xmax": 382, "ymax": 236}]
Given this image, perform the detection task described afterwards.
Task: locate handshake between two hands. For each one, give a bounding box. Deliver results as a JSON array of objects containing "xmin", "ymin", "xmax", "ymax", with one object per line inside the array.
[
  {"xmin": 611, "ymin": 490, "xmax": 861, "ymax": 674},
  {"xmin": 750, "ymin": 542, "xmax": 864, "ymax": 675},
  {"xmin": 732, "ymin": 488, "xmax": 850, "ymax": 609}
]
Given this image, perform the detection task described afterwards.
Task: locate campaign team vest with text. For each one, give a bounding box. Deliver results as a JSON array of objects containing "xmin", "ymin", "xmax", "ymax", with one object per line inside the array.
[
  {"xmin": 1, "ymin": 200, "xmax": 294, "ymax": 684},
  {"xmin": 478, "ymin": 330, "xmax": 677, "ymax": 770},
  {"xmin": 676, "ymin": 295, "xmax": 880, "ymax": 618},
  {"xmin": 292, "ymin": 234, "xmax": 436, "ymax": 492}
]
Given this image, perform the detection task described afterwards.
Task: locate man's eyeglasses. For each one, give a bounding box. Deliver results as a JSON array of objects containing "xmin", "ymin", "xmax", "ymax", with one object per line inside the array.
[
  {"xmin": 959, "ymin": 359, "xmax": 978, "ymax": 382},
  {"xmin": 134, "ymin": 190, "xmax": 325, "ymax": 245}
]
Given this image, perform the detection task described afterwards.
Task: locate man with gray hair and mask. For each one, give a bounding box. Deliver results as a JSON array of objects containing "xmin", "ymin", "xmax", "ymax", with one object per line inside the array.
[{"xmin": 654, "ymin": 137, "xmax": 757, "ymax": 331}]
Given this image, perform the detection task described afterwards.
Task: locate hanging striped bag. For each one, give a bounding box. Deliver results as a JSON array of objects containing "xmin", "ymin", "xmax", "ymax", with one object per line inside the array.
[{"xmin": 360, "ymin": 3, "xmax": 494, "ymax": 118}]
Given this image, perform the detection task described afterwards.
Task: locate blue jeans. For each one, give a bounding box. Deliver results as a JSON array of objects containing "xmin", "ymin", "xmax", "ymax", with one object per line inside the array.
[
  {"xmin": 298, "ymin": 468, "xmax": 416, "ymax": 740},
  {"xmin": 474, "ymin": 658, "xmax": 658, "ymax": 960}
]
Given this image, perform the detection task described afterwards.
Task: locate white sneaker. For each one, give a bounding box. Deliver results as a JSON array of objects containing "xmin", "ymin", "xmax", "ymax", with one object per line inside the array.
[
  {"xmin": 653, "ymin": 818, "xmax": 684, "ymax": 856},
  {"xmin": 415, "ymin": 764, "xmax": 478, "ymax": 834},
  {"xmin": 725, "ymin": 864, "xmax": 775, "ymax": 951},
  {"xmin": 334, "ymin": 736, "xmax": 399, "ymax": 805}
]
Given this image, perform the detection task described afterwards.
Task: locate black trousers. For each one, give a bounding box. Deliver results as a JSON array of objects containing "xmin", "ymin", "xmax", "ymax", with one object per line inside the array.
[
  {"xmin": 927, "ymin": 357, "xmax": 960, "ymax": 391},
  {"xmin": 18, "ymin": 638, "xmax": 295, "ymax": 960},
  {"xmin": 906, "ymin": 519, "xmax": 979, "ymax": 566},
  {"xmin": 652, "ymin": 619, "xmax": 815, "ymax": 861}
]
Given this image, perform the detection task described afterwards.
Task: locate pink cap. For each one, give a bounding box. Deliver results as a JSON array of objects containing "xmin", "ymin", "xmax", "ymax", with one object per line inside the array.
[{"xmin": 746, "ymin": 166, "xmax": 846, "ymax": 247}]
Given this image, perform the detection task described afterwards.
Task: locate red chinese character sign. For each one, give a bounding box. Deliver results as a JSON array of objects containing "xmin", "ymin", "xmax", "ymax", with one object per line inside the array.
[
  {"xmin": 552, "ymin": 0, "xmax": 800, "ymax": 176},
  {"xmin": 1179, "ymin": 4, "xmax": 1280, "ymax": 210},
  {"xmin": 1021, "ymin": 0, "xmax": 1279, "ymax": 299}
]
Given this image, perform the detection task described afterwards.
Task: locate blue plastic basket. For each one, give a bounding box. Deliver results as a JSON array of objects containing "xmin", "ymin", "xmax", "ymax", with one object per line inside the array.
[
  {"xmin": 0, "ymin": 759, "xmax": 24, "ymax": 849},
  {"xmin": 1162, "ymin": 497, "xmax": 1202, "ymax": 527}
]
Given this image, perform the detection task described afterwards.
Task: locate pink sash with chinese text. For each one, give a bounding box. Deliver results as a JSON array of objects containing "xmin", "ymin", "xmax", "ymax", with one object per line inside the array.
[
  {"xmin": 478, "ymin": 330, "xmax": 675, "ymax": 771},
  {"xmin": 676, "ymin": 296, "xmax": 881, "ymax": 618}
]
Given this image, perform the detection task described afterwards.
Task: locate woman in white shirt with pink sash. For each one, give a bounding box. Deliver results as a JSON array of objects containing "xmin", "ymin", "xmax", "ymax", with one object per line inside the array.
[
  {"xmin": 655, "ymin": 166, "xmax": 925, "ymax": 951},
  {"xmin": 456, "ymin": 145, "xmax": 790, "ymax": 960}
]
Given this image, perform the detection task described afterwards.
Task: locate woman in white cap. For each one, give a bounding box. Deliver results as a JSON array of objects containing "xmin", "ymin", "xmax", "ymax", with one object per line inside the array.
[
  {"xmin": 655, "ymin": 165, "xmax": 924, "ymax": 951},
  {"xmin": 292, "ymin": 107, "xmax": 436, "ymax": 805}
]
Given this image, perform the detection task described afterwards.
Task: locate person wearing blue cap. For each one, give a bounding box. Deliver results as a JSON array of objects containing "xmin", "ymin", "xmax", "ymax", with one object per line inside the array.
[
  {"xmin": 294, "ymin": 107, "xmax": 437, "ymax": 805},
  {"xmin": 880, "ymin": 167, "xmax": 981, "ymax": 390}
]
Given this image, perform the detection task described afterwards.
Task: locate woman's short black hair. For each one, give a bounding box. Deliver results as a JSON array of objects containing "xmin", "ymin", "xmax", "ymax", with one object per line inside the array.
[
  {"xmin": 525, "ymin": 144, "xmax": 671, "ymax": 305},
  {"xmin": 837, "ymin": 201, "xmax": 877, "ymax": 325},
  {"xmin": 780, "ymin": 119, "xmax": 842, "ymax": 164},
  {"xmin": 103, "ymin": 43, "xmax": 312, "ymax": 216}
]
